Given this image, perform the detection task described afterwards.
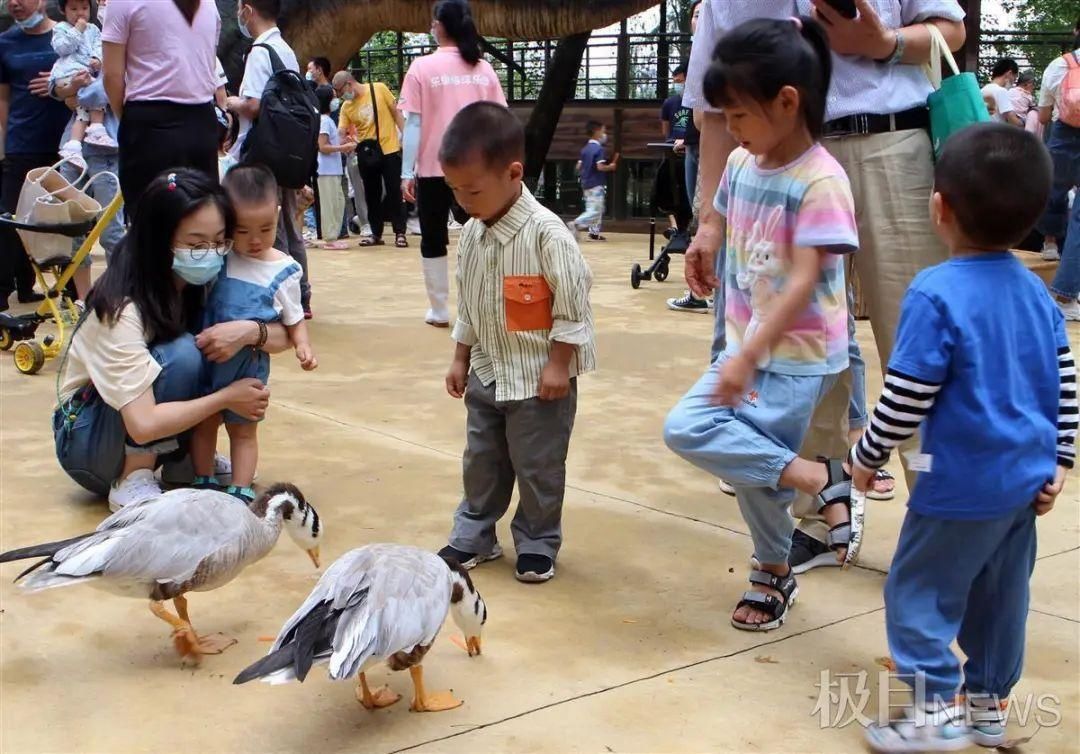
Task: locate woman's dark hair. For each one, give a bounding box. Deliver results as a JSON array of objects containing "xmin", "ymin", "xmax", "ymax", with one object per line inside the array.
[
  {"xmin": 85, "ymin": 169, "xmax": 235, "ymax": 345},
  {"xmin": 316, "ymin": 85, "xmax": 332, "ymax": 115},
  {"xmin": 703, "ymin": 16, "xmax": 832, "ymax": 139},
  {"xmin": 172, "ymin": 0, "xmax": 200, "ymax": 24},
  {"xmin": 434, "ymin": 0, "xmax": 482, "ymax": 66}
]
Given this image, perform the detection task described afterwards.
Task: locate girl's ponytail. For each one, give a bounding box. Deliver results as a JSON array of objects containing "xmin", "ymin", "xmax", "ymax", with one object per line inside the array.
[
  {"xmin": 796, "ymin": 16, "xmax": 833, "ymax": 137},
  {"xmin": 434, "ymin": 0, "xmax": 483, "ymax": 66}
]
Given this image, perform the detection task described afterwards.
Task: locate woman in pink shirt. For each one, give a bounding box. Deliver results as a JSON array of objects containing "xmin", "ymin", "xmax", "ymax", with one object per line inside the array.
[
  {"xmin": 399, "ymin": 0, "xmax": 506, "ymax": 327},
  {"xmin": 102, "ymin": 0, "xmax": 219, "ymax": 215}
]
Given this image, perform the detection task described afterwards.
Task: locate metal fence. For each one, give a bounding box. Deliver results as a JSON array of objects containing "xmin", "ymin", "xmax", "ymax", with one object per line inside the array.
[
  {"xmin": 354, "ymin": 32, "xmax": 693, "ymax": 102},
  {"xmin": 978, "ymin": 29, "xmax": 1076, "ymax": 81}
]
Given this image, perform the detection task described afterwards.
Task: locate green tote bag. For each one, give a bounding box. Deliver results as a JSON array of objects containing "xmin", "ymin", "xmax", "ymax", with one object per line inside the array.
[{"xmin": 923, "ymin": 23, "xmax": 990, "ymax": 157}]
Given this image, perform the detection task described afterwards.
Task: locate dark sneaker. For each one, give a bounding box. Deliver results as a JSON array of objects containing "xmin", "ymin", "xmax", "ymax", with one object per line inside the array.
[
  {"xmin": 587, "ymin": 233, "xmax": 606, "ymax": 241},
  {"xmin": 17, "ymin": 291, "xmax": 45, "ymax": 304},
  {"xmin": 667, "ymin": 291, "xmax": 712, "ymax": 313},
  {"xmin": 515, "ymin": 553, "xmax": 555, "ymax": 583},
  {"xmin": 789, "ymin": 529, "xmax": 841, "ymax": 574},
  {"xmin": 437, "ymin": 543, "xmax": 504, "ymax": 570}
]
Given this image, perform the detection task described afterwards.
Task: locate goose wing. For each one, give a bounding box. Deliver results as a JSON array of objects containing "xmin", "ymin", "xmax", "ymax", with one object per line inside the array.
[
  {"xmin": 41, "ymin": 489, "xmax": 260, "ymax": 589},
  {"xmin": 267, "ymin": 544, "xmax": 452, "ymax": 682}
]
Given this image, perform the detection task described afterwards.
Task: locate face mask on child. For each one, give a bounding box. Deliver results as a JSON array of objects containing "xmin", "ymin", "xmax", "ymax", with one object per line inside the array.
[
  {"xmin": 16, "ymin": 11, "xmax": 46, "ymax": 30},
  {"xmin": 305, "ymin": 71, "xmax": 314, "ymax": 81},
  {"xmin": 671, "ymin": 83, "xmax": 684, "ymax": 95},
  {"xmin": 598, "ymin": 133, "xmax": 608, "ymax": 144},
  {"xmin": 330, "ymin": 97, "xmax": 341, "ymax": 112},
  {"xmin": 237, "ymin": 7, "xmax": 252, "ymax": 39},
  {"xmin": 172, "ymin": 247, "xmax": 225, "ymax": 285}
]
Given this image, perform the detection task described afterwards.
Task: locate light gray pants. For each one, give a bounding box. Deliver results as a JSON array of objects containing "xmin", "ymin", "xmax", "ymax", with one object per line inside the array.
[{"xmin": 449, "ymin": 372, "xmax": 577, "ymax": 561}]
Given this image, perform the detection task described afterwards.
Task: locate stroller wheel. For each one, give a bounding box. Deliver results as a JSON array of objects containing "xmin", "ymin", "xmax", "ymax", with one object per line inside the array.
[
  {"xmin": 654, "ymin": 260, "xmax": 670, "ymax": 282},
  {"xmin": 0, "ymin": 327, "xmax": 12, "ymax": 351},
  {"xmin": 631, "ymin": 263, "xmax": 643, "ymax": 290},
  {"xmin": 13, "ymin": 340, "xmax": 45, "ymax": 375}
]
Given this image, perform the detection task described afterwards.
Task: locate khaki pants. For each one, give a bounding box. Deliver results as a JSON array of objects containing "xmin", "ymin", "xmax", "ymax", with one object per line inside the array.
[
  {"xmin": 317, "ymin": 174, "xmax": 346, "ymax": 241},
  {"xmin": 794, "ymin": 128, "xmax": 949, "ymax": 542}
]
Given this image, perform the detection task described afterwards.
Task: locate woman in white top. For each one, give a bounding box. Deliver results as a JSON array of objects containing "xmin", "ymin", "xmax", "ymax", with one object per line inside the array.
[
  {"xmin": 315, "ymin": 87, "xmax": 355, "ymax": 250},
  {"xmin": 55, "ymin": 169, "xmax": 289, "ymax": 511}
]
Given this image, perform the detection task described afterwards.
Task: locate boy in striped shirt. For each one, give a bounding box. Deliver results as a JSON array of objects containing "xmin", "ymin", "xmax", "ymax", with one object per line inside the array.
[
  {"xmin": 436, "ymin": 102, "xmax": 596, "ymax": 584},
  {"xmin": 855, "ymin": 124, "xmax": 1076, "ymax": 753}
]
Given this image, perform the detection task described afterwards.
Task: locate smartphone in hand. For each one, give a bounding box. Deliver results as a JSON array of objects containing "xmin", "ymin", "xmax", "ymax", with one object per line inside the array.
[{"xmin": 820, "ymin": 0, "xmax": 858, "ymax": 19}]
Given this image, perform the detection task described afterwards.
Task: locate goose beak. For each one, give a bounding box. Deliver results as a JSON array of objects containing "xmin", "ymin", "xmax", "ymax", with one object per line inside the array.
[
  {"xmin": 306, "ymin": 547, "xmax": 321, "ymax": 569},
  {"xmin": 466, "ymin": 636, "xmax": 481, "ymax": 657}
]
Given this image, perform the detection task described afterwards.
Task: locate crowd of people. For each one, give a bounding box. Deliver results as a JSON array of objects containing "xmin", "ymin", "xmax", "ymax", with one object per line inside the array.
[{"xmin": 0, "ymin": 0, "xmax": 1077, "ymax": 752}]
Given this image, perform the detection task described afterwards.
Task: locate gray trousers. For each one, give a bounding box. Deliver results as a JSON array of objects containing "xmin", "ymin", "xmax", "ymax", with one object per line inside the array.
[
  {"xmin": 276, "ymin": 187, "xmax": 310, "ymax": 308},
  {"xmin": 449, "ymin": 372, "xmax": 577, "ymax": 561}
]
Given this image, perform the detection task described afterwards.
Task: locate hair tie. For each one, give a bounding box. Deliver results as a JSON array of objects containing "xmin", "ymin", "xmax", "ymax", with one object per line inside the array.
[
  {"xmin": 167, "ymin": 173, "xmax": 178, "ymax": 191},
  {"xmin": 790, "ymin": 16, "xmax": 803, "ymax": 30}
]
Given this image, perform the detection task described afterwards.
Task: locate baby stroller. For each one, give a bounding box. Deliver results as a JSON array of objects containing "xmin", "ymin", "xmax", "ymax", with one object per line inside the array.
[
  {"xmin": 630, "ymin": 143, "xmax": 692, "ymax": 289},
  {"xmin": 0, "ymin": 160, "xmax": 121, "ymax": 374}
]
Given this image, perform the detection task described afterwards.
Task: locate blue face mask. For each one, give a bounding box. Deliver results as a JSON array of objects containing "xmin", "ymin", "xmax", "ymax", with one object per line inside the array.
[
  {"xmin": 237, "ymin": 8, "xmax": 252, "ymax": 39},
  {"xmin": 671, "ymin": 83, "xmax": 684, "ymax": 95},
  {"xmin": 16, "ymin": 11, "xmax": 46, "ymax": 30},
  {"xmin": 172, "ymin": 247, "xmax": 225, "ymax": 286}
]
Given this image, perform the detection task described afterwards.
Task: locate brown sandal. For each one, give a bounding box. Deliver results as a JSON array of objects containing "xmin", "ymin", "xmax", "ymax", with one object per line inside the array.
[
  {"xmin": 359, "ymin": 236, "xmax": 385, "ymax": 247},
  {"xmin": 394, "ymin": 233, "xmax": 408, "ymax": 248}
]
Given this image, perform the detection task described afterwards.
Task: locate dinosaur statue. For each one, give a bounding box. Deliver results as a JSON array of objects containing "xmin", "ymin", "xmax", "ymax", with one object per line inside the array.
[{"xmin": 276, "ymin": 0, "xmax": 657, "ymax": 69}]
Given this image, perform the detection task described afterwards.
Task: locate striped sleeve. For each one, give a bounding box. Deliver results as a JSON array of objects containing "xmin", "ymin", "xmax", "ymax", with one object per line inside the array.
[
  {"xmin": 853, "ymin": 368, "xmax": 942, "ymax": 470},
  {"xmin": 1059, "ymin": 346, "xmax": 1077, "ymax": 469}
]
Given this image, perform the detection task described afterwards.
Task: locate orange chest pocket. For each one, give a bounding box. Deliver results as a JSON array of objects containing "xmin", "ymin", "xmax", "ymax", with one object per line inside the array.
[{"xmin": 503, "ymin": 275, "xmax": 554, "ymax": 332}]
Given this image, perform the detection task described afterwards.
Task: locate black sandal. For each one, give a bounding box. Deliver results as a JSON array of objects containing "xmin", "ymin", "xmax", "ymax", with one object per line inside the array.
[
  {"xmin": 394, "ymin": 233, "xmax": 408, "ymax": 248},
  {"xmin": 359, "ymin": 236, "xmax": 385, "ymax": 247},
  {"xmin": 814, "ymin": 457, "xmax": 864, "ymax": 567},
  {"xmin": 730, "ymin": 569, "xmax": 798, "ymax": 632}
]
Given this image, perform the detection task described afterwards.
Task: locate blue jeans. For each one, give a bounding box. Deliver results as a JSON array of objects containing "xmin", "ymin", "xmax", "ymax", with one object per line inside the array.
[
  {"xmin": 60, "ymin": 152, "xmax": 124, "ymax": 265},
  {"xmin": 664, "ymin": 358, "xmax": 838, "ymax": 563},
  {"xmin": 886, "ymin": 505, "xmax": 1036, "ymax": 701},
  {"xmin": 1038, "ymin": 120, "xmax": 1080, "ymax": 299},
  {"xmin": 53, "ymin": 333, "xmax": 204, "ymax": 496},
  {"xmin": 847, "ymin": 286, "xmax": 868, "ymax": 430},
  {"xmin": 684, "ymin": 144, "xmax": 699, "ymax": 208},
  {"xmin": 573, "ymin": 186, "xmax": 605, "ymax": 234}
]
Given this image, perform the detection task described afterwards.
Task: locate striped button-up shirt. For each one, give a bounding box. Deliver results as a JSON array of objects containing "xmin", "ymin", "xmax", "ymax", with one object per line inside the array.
[{"xmin": 452, "ymin": 186, "xmax": 596, "ymax": 402}]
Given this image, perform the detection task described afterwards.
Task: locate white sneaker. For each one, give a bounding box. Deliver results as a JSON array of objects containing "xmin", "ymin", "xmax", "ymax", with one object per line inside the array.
[
  {"xmin": 84, "ymin": 123, "xmax": 118, "ymax": 148},
  {"xmin": 718, "ymin": 478, "xmax": 735, "ymax": 495},
  {"xmin": 108, "ymin": 469, "xmax": 162, "ymax": 513},
  {"xmin": 59, "ymin": 140, "xmax": 87, "ymax": 170},
  {"xmin": 407, "ymin": 216, "xmax": 421, "ymax": 235},
  {"xmin": 1058, "ymin": 299, "xmax": 1080, "ymax": 322},
  {"xmin": 1042, "ymin": 241, "xmax": 1060, "ymax": 261}
]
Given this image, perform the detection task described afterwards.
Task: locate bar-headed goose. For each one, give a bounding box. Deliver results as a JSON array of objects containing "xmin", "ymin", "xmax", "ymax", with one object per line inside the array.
[
  {"xmin": 0, "ymin": 483, "xmax": 322, "ymax": 665},
  {"xmin": 234, "ymin": 543, "xmax": 486, "ymax": 712}
]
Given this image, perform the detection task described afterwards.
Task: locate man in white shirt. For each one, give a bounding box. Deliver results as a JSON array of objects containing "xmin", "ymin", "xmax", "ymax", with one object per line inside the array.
[
  {"xmin": 224, "ymin": 0, "xmax": 310, "ymax": 314},
  {"xmin": 1035, "ymin": 30, "xmax": 1080, "ymax": 319},
  {"xmin": 981, "ymin": 57, "xmax": 1021, "ymax": 126},
  {"xmin": 683, "ymin": 0, "xmax": 965, "ymax": 573}
]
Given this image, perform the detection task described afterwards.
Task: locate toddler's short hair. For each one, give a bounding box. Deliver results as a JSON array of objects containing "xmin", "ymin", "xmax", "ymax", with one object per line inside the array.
[
  {"xmin": 439, "ymin": 102, "xmax": 524, "ymax": 170},
  {"xmin": 222, "ymin": 163, "xmax": 279, "ymax": 207},
  {"xmin": 934, "ymin": 123, "xmax": 1052, "ymax": 249},
  {"xmin": 585, "ymin": 120, "xmax": 604, "ymax": 136}
]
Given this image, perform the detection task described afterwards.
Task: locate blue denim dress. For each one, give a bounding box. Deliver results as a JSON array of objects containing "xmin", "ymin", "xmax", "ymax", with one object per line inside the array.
[{"xmin": 205, "ymin": 260, "xmax": 301, "ymax": 423}]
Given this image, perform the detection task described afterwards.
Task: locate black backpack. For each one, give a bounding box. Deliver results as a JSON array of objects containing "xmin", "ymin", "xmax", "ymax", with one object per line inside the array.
[{"xmin": 240, "ymin": 43, "xmax": 319, "ymax": 189}]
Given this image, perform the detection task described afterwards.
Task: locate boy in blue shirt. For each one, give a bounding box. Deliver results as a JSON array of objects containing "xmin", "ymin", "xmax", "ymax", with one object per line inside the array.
[
  {"xmin": 855, "ymin": 123, "xmax": 1076, "ymax": 753},
  {"xmin": 569, "ymin": 120, "xmax": 618, "ymax": 242}
]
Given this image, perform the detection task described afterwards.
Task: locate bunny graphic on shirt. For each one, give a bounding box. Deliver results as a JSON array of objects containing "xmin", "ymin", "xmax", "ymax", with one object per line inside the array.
[{"xmin": 735, "ymin": 206, "xmax": 786, "ymax": 368}]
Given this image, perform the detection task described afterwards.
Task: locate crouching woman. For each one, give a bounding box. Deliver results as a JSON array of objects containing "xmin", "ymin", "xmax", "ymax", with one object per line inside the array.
[{"xmin": 54, "ymin": 168, "xmax": 287, "ymax": 510}]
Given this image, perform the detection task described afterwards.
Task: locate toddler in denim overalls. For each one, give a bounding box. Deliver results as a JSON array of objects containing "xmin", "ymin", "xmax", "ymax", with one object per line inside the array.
[{"xmin": 190, "ymin": 165, "xmax": 317, "ymax": 502}]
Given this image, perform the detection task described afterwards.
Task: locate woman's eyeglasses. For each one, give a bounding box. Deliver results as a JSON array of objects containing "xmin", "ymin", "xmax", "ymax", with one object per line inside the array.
[{"xmin": 186, "ymin": 241, "xmax": 234, "ymax": 260}]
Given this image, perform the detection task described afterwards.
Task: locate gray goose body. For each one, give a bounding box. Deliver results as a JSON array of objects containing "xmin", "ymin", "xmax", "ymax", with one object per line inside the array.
[
  {"xmin": 250, "ymin": 544, "xmax": 454, "ymax": 684},
  {"xmin": 11, "ymin": 488, "xmax": 283, "ymax": 599}
]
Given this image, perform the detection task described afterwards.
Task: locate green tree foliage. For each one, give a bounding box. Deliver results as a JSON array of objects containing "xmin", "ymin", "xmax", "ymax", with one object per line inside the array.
[{"xmin": 996, "ymin": 0, "xmax": 1078, "ymax": 78}]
